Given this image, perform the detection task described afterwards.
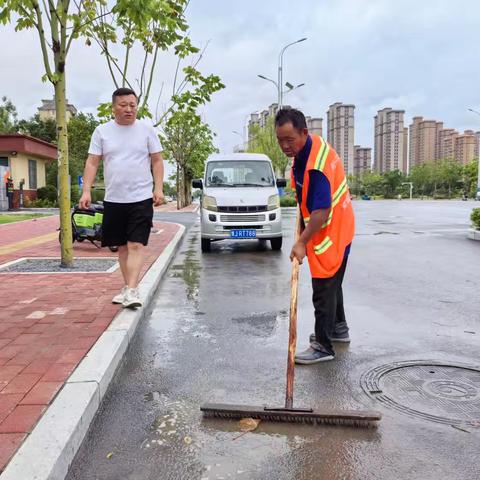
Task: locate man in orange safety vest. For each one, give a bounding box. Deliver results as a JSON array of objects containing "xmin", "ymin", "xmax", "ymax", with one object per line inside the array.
[{"xmin": 275, "ymin": 108, "xmax": 355, "ymax": 364}]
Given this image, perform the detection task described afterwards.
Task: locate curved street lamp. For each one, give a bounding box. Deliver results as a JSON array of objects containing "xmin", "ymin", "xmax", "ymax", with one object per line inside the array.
[
  {"xmin": 278, "ymin": 38, "xmax": 307, "ymax": 108},
  {"xmin": 257, "ymin": 38, "xmax": 307, "ymax": 110},
  {"xmin": 257, "ymin": 75, "xmax": 305, "ymax": 100}
]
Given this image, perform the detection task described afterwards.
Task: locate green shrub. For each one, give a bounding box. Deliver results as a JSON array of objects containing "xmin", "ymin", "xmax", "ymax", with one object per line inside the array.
[
  {"xmin": 280, "ymin": 195, "xmax": 297, "ymax": 207},
  {"xmin": 37, "ymin": 185, "xmax": 57, "ymax": 202},
  {"xmin": 471, "ymin": 208, "xmax": 480, "ymax": 230},
  {"xmin": 29, "ymin": 198, "xmax": 57, "ymax": 208}
]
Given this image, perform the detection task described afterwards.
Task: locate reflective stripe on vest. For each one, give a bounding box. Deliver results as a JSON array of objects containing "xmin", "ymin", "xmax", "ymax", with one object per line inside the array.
[
  {"xmin": 332, "ymin": 177, "xmax": 348, "ymax": 207},
  {"xmin": 314, "ymin": 236, "xmax": 333, "ymax": 255},
  {"xmin": 314, "ymin": 140, "xmax": 330, "ymax": 172}
]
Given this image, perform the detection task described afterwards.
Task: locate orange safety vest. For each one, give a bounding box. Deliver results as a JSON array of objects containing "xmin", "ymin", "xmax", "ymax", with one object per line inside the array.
[{"xmin": 291, "ymin": 135, "xmax": 355, "ymax": 279}]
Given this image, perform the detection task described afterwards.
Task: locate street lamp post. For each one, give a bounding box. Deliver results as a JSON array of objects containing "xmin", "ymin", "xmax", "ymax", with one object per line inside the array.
[
  {"xmin": 232, "ymin": 130, "xmax": 244, "ymax": 152},
  {"xmin": 467, "ymin": 108, "xmax": 480, "ymax": 197},
  {"xmin": 257, "ymin": 75, "xmax": 305, "ymax": 104},
  {"xmin": 257, "ymin": 37, "xmax": 307, "ymax": 110},
  {"xmin": 278, "ymin": 37, "xmax": 307, "ymax": 109}
]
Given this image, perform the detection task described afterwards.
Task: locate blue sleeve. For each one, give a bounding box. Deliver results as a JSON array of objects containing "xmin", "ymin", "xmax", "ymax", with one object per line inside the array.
[{"xmin": 307, "ymin": 170, "xmax": 331, "ymax": 211}]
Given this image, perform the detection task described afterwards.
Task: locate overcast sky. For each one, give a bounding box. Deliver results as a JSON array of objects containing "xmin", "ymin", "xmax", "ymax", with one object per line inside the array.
[{"xmin": 2, "ymin": 0, "xmax": 480, "ymax": 157}]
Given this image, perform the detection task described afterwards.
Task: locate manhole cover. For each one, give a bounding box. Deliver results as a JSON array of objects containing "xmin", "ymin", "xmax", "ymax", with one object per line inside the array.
[
  {"xmin": 361, "ymin": 361, "xmax": 480, "ymax": 426},
  {"xmin": 0, "ymin": 257, "xmax": 118, "ymax": 274}
]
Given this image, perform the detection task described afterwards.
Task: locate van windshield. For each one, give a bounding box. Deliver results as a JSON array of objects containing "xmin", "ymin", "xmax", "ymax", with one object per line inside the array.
[{"xmin": 205, "ymin": 161, "xmax": 275, "ymax": 187}]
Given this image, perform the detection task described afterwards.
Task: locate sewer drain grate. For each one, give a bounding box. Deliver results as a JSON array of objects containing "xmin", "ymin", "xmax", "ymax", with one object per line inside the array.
[
  {"xmin": 0, "ymin": 257, "xmax": 118, "ymax": 274},
  {"xmin": 361, "ymin": 361, "xmax": 480, "ymax": 426}
]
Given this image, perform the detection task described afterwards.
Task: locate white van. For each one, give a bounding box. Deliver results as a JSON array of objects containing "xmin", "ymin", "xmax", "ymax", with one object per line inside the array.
[{"xmin": 192, "ymin": 153, "xmax": 286, "ymax": 252}]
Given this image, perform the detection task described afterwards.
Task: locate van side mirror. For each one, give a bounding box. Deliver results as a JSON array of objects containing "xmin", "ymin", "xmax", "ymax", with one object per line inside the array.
[
  {"xmin": 276, "ymin": 178, "xmax": 287, "ymax": 188},
  {"xmin": 192, "ymin": 179, "xmax": 203, "ymax": 189}
]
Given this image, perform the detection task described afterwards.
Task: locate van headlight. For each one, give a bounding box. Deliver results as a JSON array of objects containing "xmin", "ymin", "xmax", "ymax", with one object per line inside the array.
[
  {"xmin": 268, "ymin": 194, "xmax": 280, "ymax": 210},
  {"xmin": 202, "ymin": 195, "xmax": 218, "ymax": 211}
]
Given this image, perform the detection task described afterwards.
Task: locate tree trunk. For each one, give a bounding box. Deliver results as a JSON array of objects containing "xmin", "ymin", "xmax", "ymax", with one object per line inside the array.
[
  {"xmin": 176, "ymin": 163, "xmax": 180, "ymax": 210},
  {"xmin": 184, "ymin": 173, "xmax": 192, "ymax": 206},
  {"xmin": 55, "ymin": 77, "xmax": 74, "ymax": 267},
  {"xmin": 177, "ymin": 164, "xmax": 185, "ymax": 209}
]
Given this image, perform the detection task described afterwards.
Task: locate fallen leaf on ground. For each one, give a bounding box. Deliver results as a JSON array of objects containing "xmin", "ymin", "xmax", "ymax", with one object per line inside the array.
[{"xmin": 238, "ymin": 418, "xmax": 261, "ymax": 432}]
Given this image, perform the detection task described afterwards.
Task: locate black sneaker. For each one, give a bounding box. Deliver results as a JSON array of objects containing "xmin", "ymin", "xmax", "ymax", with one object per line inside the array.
[
  {"xmin": 309, "ymin": 331, "xmax": 351, "ymax": 344},
  {"xmin": 295, "ymin": 345, "xmax": 335, "ymax": 364}
]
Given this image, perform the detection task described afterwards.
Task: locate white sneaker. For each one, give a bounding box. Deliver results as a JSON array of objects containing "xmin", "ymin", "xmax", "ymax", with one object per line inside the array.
[
  {"xmin": 122, "ymin": 288, "xmax": 142, "ymax": 309},
  {"xmin": 112, "ymin": 286, "xmax": 128, "ymax": 304}
]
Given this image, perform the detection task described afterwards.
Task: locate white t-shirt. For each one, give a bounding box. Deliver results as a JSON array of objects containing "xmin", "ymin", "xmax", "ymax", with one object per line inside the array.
[{"xmin": 88, "ymin": 119, "xmax": 162, "ymax": 203}]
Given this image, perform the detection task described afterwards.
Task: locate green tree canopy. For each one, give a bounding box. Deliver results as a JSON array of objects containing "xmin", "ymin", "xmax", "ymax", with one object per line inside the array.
[
  {"xmin": 0, "ymin": 96, "xmax": 17, "ymax": 133},
  {"xmin": 17, "ymin": 114, "xmax": 57, "ymax": 144},
  {"xmin": 248, "ymin": 118, "xmax": 290, "ymax": 178},
  {"xmin": 160, "ymin": 110, "xmax": 217, "ymax": 208}
]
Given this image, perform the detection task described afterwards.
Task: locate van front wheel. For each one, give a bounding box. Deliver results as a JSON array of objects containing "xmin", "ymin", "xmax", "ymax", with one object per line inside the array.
[
  {"xmin": 201, "ymin": 238, "xmax": 211, "ymax": 253},
  {"xmin": 270, "ymin": 237, "xmax": 282, "ymax": 251}
]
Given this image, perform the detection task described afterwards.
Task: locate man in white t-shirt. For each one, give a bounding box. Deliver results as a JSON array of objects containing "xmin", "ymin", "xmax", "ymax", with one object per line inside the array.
[{"xmin": 79, "ymin": 88, "xmax": 164, "ymax": 308}]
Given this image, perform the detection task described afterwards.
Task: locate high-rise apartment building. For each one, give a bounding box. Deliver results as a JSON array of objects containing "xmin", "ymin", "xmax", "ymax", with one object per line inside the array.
[
  {"xmin": 475, "ymin": 131, "xmax": 480, "ymax": 158},
  {"xmin": 374, "ymin": 108, "xmax": 407, "ymax": 173},
  {"xmin": 437, "ymin": 128, "xmax": 458, "ymax": 160},
  {"xmin": 408, "ymin": 117, "xmax": 443, "ymax": 167},
  {"xmin": 305, "ymin": 116, "xmax": 322, "ymax": 137},
  {"xmin": 455, "ymin": 130, "xmax": 477, "ymax": 165},
  {"xmin": 327, "ymin": 102, "xmax": 355, "ymax": 174},
  {"xmin": 353, "ymin": 146, "xmax": 371, "ymax": 175},
  {"xmin": 247, "ymin": 104, "xmax": 322, "ymax": 148}
]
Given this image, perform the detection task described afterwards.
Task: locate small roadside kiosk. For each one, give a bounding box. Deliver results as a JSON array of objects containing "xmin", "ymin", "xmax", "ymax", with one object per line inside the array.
[{"xmin": 0, "ymin": 134, "xmax": 57, "ymax": 211}]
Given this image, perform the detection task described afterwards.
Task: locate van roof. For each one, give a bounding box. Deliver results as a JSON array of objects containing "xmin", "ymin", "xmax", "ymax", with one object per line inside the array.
[{"xmin": 206, "ymin": 153, "xmax": 271, "ymax": 162}]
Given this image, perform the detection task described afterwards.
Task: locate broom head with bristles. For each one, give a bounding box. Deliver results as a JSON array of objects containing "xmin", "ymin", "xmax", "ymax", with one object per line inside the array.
[{"xmin": 201, "ymin": 403, "xmax": 381, "ymax": 428}]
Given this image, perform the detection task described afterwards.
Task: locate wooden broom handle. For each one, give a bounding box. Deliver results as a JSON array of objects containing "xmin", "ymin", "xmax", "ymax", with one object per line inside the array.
[{"xmin": 285, "ymin": 206, "xmax": 301, "ymax": 409}]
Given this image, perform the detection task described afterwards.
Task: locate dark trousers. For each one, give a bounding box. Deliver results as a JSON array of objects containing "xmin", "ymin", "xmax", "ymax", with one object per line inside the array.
[{"xmin": 311, "ymin": 256, "xmax": 349, "ymax": 354}]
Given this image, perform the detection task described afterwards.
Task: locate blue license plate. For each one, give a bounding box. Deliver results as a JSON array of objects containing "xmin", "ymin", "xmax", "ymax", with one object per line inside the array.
[{"xmin": 230, "ymin": 229, "xmax": 257, "ymax": 238}]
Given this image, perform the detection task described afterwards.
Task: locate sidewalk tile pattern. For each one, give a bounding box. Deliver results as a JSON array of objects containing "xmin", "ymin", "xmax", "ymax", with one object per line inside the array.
[{"xmin": 0, "ymin": 215, "xmax": 179, "ymax": 471}]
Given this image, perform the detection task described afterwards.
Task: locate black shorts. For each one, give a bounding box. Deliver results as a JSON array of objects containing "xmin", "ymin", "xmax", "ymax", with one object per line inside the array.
[{"xmin": 102, "ymin": 198, "xmax": 153, "ymax": 247}]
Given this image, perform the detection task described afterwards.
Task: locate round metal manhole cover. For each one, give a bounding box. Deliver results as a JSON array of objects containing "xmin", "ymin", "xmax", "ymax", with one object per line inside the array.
[{"xmin": 361, "ymin": 361, "xmax": 480, "ymax": 426}]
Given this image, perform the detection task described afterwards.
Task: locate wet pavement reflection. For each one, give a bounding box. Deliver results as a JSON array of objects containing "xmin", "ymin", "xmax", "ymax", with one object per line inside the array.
[{"xmin": 67, "ymin": 203, "xmax": 480, "ymax": 480}]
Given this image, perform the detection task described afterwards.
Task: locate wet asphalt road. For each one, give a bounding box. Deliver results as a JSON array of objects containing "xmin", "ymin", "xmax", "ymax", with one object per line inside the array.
[{"xmin": 67, "ymin": 201, "xmax": 479, "ymax": 480}]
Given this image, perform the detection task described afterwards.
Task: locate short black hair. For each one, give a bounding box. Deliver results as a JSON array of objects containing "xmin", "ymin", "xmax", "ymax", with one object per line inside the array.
[
  {"xmin": 275, "ymin": 108, "xmax": 307, "ymax": 131},
  {"xmin": 112, "ymin": 88, "xmax": 137, "ymax": 103}
]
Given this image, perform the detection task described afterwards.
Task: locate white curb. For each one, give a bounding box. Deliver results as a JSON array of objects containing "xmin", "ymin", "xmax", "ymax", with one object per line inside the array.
[
  {"xmin": 468, "ymin": 229, "xmax": 480, "ymax": 241},
  {"xmin": 0, "ymin": 223, "xmax": 186, "ymax": 480}
]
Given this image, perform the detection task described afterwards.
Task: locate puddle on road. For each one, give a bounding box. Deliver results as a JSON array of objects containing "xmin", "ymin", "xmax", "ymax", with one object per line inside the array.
[
  {"xmin": 169, "ymin": 241, "xmax": 201, "ymax": 305},
  {"xmin": 140, "ymin": 390, "xmax": 381, "ymax": 480},
  {"xmin": 141, "ymin": 391, "xmax": 316, "ymax": 479},
  {"xmin": 231, "ymin": 310, "xmax": 287, "ymax": 338}
]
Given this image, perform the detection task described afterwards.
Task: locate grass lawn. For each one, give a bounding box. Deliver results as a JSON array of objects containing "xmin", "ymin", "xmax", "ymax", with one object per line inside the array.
[{"xmin": 0, "ymin": 214, "xmax": 49, "ymax": 224}]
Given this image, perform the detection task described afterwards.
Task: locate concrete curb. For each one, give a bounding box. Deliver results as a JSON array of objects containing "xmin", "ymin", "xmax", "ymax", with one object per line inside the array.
[
  {"xmin": 468, "ymin": 228, "xmax": 480, "ymax": 241},
  {"xmin": 0, "ymin": 223, "xmax": 186, "ymax": 480}
]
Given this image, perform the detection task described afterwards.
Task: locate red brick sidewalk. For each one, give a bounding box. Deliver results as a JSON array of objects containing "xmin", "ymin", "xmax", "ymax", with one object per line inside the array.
[
  {"xmin": 154, "ymin": 201, "xmax": 199, "ymax": 213},
  {"xmin": 0, "ymin": 215, "xmax": 180, "ymax": 472}
]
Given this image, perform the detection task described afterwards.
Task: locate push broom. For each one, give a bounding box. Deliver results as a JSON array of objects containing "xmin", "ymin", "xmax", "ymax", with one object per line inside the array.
[{"xmin": 201, "ymin": 207, "xmax": 381, "ymax": 428}]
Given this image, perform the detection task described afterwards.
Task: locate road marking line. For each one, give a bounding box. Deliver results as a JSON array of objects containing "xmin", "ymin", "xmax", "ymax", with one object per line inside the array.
[{"xmin": 0, "ymin": 232, "xmax": 58, "ymax": 256}]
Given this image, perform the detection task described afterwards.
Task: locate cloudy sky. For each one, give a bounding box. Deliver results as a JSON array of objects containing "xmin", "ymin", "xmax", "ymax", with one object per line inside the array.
[{"xmin": 2, "ymin": 0, "xmax": 480, "ymax": 156}]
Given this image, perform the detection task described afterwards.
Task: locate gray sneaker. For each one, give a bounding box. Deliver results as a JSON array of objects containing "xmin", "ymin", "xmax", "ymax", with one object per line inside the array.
[
  {"xmin": 122, "ymin": 288, "xmax": 142, "ymax": 309},
  {"xmin": 112, "ymin": 286, "xmax": 128, "ymax": 304},
  {"xmin": 309, "ymin": 331, "xmax": 351, "ymax": 344},
  {"xmin": 295, "ymin": 345, "xmax": 335, "ymax": 364}
]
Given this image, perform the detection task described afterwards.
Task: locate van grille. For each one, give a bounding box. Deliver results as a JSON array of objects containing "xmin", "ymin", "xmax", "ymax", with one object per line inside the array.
[
  {"xmin": 217, "ymin": 205, "xmax": 268, "ymax": 213},
  {"xmin": 220, "ymin": 214, "xmax": 266, "ymax": 222}
]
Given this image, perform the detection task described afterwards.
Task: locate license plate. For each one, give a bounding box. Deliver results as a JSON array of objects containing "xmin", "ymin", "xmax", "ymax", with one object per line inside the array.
[{"xmin": 230, "ymin": 229, "xmax": 257, "ymax": 238}]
